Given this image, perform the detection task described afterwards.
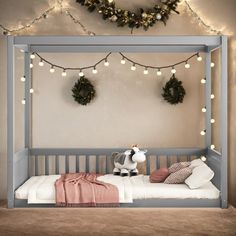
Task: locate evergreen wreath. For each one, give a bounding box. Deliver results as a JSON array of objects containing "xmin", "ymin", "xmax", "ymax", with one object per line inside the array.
[
  {"xmin": 72, "ymin": 76, "xmax": 96, "ymax": 105},
  {"xmin": 162, "ymin": 74, "xmax": 186, "ymax": 105},
  {"xmin": 76, "ymin": 0, "xmax": 180, "ymax": 31}
]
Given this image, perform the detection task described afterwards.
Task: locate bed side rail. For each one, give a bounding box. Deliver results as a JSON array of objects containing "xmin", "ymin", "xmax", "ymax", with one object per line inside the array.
[{"xmin": 29, "ymin": 148, "xmax": 206, "ymax": 176}]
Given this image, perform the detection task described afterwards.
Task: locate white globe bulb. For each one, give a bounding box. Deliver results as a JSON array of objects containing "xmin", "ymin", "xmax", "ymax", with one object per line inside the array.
[
  {"xmin": 200, "ymin": 130, "xmax": 205, "ymax": 136},
  {"xmin": 201, "ymin": 79, "xmax": 206, "ymax": 84},
  {"xmin": 185, "ymin": 63, "xmax": 190, "ymax": 69},
  {"xmin": 211, "ymin": 62, "xmax": 215, "ymax": 67},
  {"xmin": 62, "ymin": 71, "xmax": 67, "ymax": 77},
  {"xmin": 30, "ymin": 88, "xmax": 34, "ymax": 94},
  {"xmin": 92, "ymin": 68, "xmax": 98, "ymax": 74},
  {"xmin": 200, "ymin": 156, "xmax": 207, "ymax": 162},
  {"xmin": 30, "ymin": 63, "xmax": 33, "ymax": 68},
  {"xmin": 157, "ymin": 70, "xmax": 162, "ymax": 76},
  {"xmin": 211, "ymin": 94, "xmax": 215, "ymax": 99},
  {"xmin": 104, "ymin": 61, "xmax": 109, "ymax": 67},
  {"xmin": 21, "ymin": 99, "xmax": 26, "ymax": 105},
  {"xmin": 202, "ymin": 107, "xmax": 206, "ymax": 112},
  {"xmin": 121, "ymin": 59, "xmax": 126, "ymax": 64},
  {"xmin": 156, "ymin": 13, "xmax": 162, "ymax": 20},
  {"xmin": 39, "ymin": 61, "xmax": 44, "ymax": 66},
  {"xmin": 21, "ymin": 76, "xmax": 26, "ymax": 82},
  {"xmin": 211, "ymin": 119, "xmax": 215, "ymax": 123},
  {"xmin": 210, "ymin": 144, "xmax": 215, "ymax": 149},
  {"xmin": 171, "ymin": 68, "xmax": 176, "ymax": 74},
  {"xmin": 30, "ymin": 54, "xmax": 35, "ymax": 59},
  {"xmin": 131, "ymin": 65, "xmax": 136, "ymax": 71},
  {"xmin": 79, "ymin": 71, "xmax": 84, "ymax": 77},
  {"xmin": 143, "ymin": 68, "xmax": 148, "ymax": 75},
  {"xmin": 50, "ymin": 67, "xmax": 55, "ymax": 73},
  {"xmin": 197, "ymin": 56, "xmax": 202, "ymax": 61}
]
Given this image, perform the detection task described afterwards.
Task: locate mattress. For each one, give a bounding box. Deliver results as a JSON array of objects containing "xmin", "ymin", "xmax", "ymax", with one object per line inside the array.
[{"xmin": 15, "ymin": 174, "xmax": 220, "ymax": 204}]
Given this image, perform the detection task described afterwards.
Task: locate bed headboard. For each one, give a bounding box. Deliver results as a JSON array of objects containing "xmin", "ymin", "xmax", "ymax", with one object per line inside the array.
[{"xmin": 28, "ymin": 148, "xmax": 206, "ymax": 176}]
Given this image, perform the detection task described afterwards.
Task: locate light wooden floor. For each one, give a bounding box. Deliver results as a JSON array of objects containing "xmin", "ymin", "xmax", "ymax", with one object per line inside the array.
[{"xmin": 0, "ymin": 201, "xmax": 235, "ymax": 236}]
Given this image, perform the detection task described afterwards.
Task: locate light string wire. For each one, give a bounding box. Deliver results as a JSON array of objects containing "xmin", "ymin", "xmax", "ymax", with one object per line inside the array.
[
  {"xmin": 0, "ymin": 0, "xmax": 224, "ymax": 36},
  {"xmin": 33, "ymin": 51, "xmax": 200, "ymax": 73},
  {"xmin": 183, "ymin": 0, "xmax": 222, "ymax": 35},
  {"xmin": 34, "ymin": 52, "xmax": 112, "ymax": 71},
  {"xmin": 119, "ymin": 52, "xmax": 198, "ymax": 70}
]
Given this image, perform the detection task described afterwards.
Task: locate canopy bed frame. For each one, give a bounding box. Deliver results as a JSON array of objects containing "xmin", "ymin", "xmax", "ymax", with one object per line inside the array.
[{"xmin": 7, "ymin": 35, "xmax": 228, "ymax": 208}]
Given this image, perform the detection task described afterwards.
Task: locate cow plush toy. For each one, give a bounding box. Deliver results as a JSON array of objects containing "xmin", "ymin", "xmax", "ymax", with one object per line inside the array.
[{"xmin": 112, "ymin": 146, "xmax": 147, "ymax": 177}]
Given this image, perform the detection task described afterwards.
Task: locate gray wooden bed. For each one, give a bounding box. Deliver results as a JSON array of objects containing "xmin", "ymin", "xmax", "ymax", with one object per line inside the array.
[{"xmin": 7, "ymin": 36, "xmax": 228, "ymax": 208}]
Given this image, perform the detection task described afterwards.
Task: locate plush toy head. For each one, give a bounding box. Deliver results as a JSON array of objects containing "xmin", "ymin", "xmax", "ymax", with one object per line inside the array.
[{"xmin": 130, "ymin": 146, "xmax": 147, "ymax": 163}]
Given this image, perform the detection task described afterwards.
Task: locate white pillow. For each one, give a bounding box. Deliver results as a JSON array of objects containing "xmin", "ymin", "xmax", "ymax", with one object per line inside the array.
[
  {"xmin": 190, "ymin": 158, "xmax": 205, "ymax": 168},
  {"xmin": 185, "ymin": 163, "xmax": 214, "ymax": 189}
]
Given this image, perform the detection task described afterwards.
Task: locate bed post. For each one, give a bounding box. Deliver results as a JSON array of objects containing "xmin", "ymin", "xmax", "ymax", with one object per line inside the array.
[
  {"xmin": 7, "ymin": 36, "xmax": 15, "ymax": 208},
  {"xmin": 220, "ymin": 36, "xmax": 228, "ymax": 208},
  {"xmin": 205, "ymin": 48, "xmax": 212, "ymax": 148},
  {"xmin": 24, "ymin": 51, "xmax": 31, "ymax": 178}
]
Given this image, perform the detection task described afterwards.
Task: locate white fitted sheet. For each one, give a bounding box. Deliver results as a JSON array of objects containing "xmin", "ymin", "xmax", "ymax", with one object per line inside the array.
[{"xmin": 15, "ymin": 174, "xmax": 220, "ymax": 204}]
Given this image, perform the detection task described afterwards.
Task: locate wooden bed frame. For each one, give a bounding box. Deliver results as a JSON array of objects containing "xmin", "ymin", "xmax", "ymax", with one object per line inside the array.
[{"xmin": 7, "ymin": 36, "xmax": 228, "ymax": 208}]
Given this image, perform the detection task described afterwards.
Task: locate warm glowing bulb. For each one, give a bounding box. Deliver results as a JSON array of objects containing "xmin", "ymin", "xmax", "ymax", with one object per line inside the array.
[
  {"xmin": 201, "ymin": 78, "xmax": 206, "ymax": 84},
  {"xmin": 211, "ymin": 94, "xmax": 215, "ymax": 99},
  {"xmin": 201, "ymin": 156, "xmax": 207, "ymax": 162},
  {"xmin": 30, "ymin": 88, "xmax": 34, "ymax": 93},
  {"xmin": 200, "ymin": 130, "xmax": 206, "ymax": 136},
  {"xmin": 92, "ymin": 67, "xmax": 98, "ymax": 74},
  {"xmin": 79, "ymin": 70, "xmax": 84, "ymax": 77},
  {"xmin": 185, "ymin": 62, "xmax": 190, "ymax": 69},
  {"xmin": 30, "ymin": 53, "xmax": 35, "ymax": 59},
  {"xmin": 20, "ymin": 49, "xmax": 24, "ymax": 53},
  {"xmin": 210, "ymin": 144, "xmax": 215, "ymax": 149},
  {"xmin": 157, "ymin": 69, "xmax": 162, "ymax": 76},
  {"xmin": 50, "ymin": 66, "xmax": 55, "ymax": 73},
  {"xmin": 171, "ymin": 67, "xmax": 176, "ymax": 74},
  {"xmin": 211, "ymin": 62, "xmax": 215, "ymax": 67},
  {"xmin": 39, "ymin": 60, "xmax": 44, "ymax": 66},
  {"xmin": 131, "ymin": 64, "xmax": 136, "ymax": 71},
  {"xmin": 121, "ymin": 58, "xmax": 126, "ymax": 64},
  {"xmin": 104, "ymin": 60, "xmax": 109, "ymax": 67},
  {"xmin": 197, "ymin": 55, "xmax": 202, "ymax": 61},
  {"xmin": 30, "ymin": 63, "xmax": 33, "ymax": 68},
  {"xmin": 21, "ymin": 99, "xmax": 26, "ymax": 105},
  {"xmin": 108, "ymin": 0, "xmax": 113, "ymax": 3},
  {"xmin": 143, "ymin": 68, "xmax": 149, "ymax": 75},
  {"xmin": 62, "ymin": 70, "xmax": 67, "ymax": 77},
  {"xmin": 202, "ymin": 107, "xmax": 206, "ymax": 112},
  {"xmin": 211, "ymin": 119, "xmax": 215, "ymax": 123},
  {"xmin": 21, "ymin": 76, "xmax": 26, "ymax": 82}
]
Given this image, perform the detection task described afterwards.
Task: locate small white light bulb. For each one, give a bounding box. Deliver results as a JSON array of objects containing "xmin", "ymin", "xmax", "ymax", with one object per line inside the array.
[
  {"xmin": 201, "ymin": 78, "xmax": 206, "ymax": 84},
  {"xmin": 200, "ymin": 130, "xmax": 206, "ymax": 136},
  {"xmin": 211, "ymin": 94, "xmax": 215, "ymax": 99},
  {"xmin": 20, "ymin": 49, "xmax": 24, "ymax": 53},
  {"xmin": 62, "ymin": 70, "xmax": 67, "ymax": 77},
  {"xmin": 210, "ymin": 144, "xmax": 215, "ymax": 149},
  {"xmin": 197, "ymin": 54, "xmax": 202, "ymax": 61},
  {"xmin": 21, "ymin": 76, "xmax": 26, "ymax": 82},
  {"xmin": 104, "ymin": 60, "xmax": 109, "ymax": 67},
  {"xmin": 50, "ymin": 66, "xmax": 55, "ymax": 73},
  {"xmin": 131, "ymin": 64, "xmax": 136, "ymax": 71},
  {"xmin": 143, "ymin": 67, "xmax": 149, "ymax": 75},
  {"xmin": 30, "ymin": 88, "xmax": 34, "ymax": 94},
  {"xmin": 21, "ymin": 99, "xmax": 26, "ymax": 105},
  {"xmin": 30, "ymin": 53, "xmax": 35, "ymax": 59},
  {"xmin": 171, "ymin": 67, "xmax": 176, "ymax": 74},
  {"xmin": 30, "ymin": 63, "xmax": 33, "ymax": 68},
  {"xmin": 79, "ymin": 70, "xmax": 84, "ymax": 77},
  {"xmin": 92, "ymin": 67, "xmax": 98, "ymax": 74},
  {"xmin": 200, "ymin": 156, "xmax": 207, "ymax": 162},
  {"xmin": 121, "ymin": 58, "xmax": 126, "ymax": 64},
  {"xmin": 39, "ymin": 59, "xmax": 44, "ymax": 66},
  {"xmin": 211, "ymin": 62, "xmax": 215, "ymax": 68},
  {"xmin": 108, "ymin": 0, "xmax": 113, "ymax": 3},
  {"xmin": 157, "ymin": 69, "xmax": 162, "ymax": 76},
  {"xmin": 211, "ymin": 119, "xmax": 215, "ymax": 124},
  {"xmin": 202, "ymin": 107, "xmax": 206, "ymax": 113},
  {"xmin": 185, "ymin": 62, "xmax": 190, "ymax": 69}
]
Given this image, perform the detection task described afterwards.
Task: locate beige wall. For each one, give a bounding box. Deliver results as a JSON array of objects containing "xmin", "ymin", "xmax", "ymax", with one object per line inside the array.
[{"xmin": 0, "ymin": 0, "xmax": 235, "ymax": 206}]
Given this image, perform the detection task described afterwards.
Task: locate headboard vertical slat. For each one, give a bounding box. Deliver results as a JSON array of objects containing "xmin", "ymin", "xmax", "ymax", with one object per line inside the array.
[
  {"xmin": 66, "ymin": 155, "xmax": 69, "ymax": 173},
  {"xmin": 146, "ymin": 156, "xmax": 150, "ymax": 175},
  {"xmin": 167, "ymin": 156, "xmax": 171, "ymax": 167},
  {"xmin": 187, "ymin": 156, "xmax": 191, "ymax": 162},
  {"xmin": 45, "ymin": 155, "xmax": 49, "ymax": 175},
  {"xmin": 96, "ymin": 156, "xmax": 99, "ymax": 173},
  {"xmin": 76, "ymin": 155, "xmax": 80, "ymax": 173},
  {"xmin": 35, "ymin": 156, "xmax": 39, "ymax": 176},
  {"xmin": 156, "ymin": 155, "xmax": 160, "ymax": 169},
  {"xmin": 86, "ymin": 156, "xmax": 89, "ymax": 173},
  {"xmin": 105, "ymin": 156, "xmax": 109, "ymax": 174},
  {"xmin": 56, "ymin": 155, "xmax": 59, "ymax": 174}
]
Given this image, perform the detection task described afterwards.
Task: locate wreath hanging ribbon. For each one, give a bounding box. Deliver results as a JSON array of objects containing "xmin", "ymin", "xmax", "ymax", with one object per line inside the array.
[
  {"xmin": 76, "ymin": 0, "xmax": 180, "ymax": 31},
  {"xmin": 162, "ymin": 74, "xmax": 186, "ymax": 105},
  {"xmin": 72, "ymin": 76, "xmax": 96, "ymax": 105}
]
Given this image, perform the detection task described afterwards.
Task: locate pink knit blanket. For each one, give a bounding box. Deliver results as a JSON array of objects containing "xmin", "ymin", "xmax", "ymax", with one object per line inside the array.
[{"xmin": 55, "ymin": 173, "xmax": 119, "ymax": 207}]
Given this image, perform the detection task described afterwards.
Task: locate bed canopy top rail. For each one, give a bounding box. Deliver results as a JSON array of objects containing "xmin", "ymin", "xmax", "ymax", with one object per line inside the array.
[{"xmin": 7, "ymin": 35, "xmax": 227, "ymax": 209}]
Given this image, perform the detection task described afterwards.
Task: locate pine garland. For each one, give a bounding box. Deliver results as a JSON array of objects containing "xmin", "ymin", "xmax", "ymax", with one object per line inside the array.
[
  {"xmin": 76, "ymin": 0, "xmax": 180, "ymax": 31},
  {"xmin": 72, "ymin": 76, "xmax": 96, "ymax": 105},
  {"xmin": 162, "ymin": 74, "xmax": 186, "ymax": 105}
]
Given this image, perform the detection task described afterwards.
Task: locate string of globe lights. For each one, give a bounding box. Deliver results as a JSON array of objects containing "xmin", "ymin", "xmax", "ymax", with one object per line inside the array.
[{"xmin": 0, "ymin": 0, "xmax": 225, "ymax": 36}]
